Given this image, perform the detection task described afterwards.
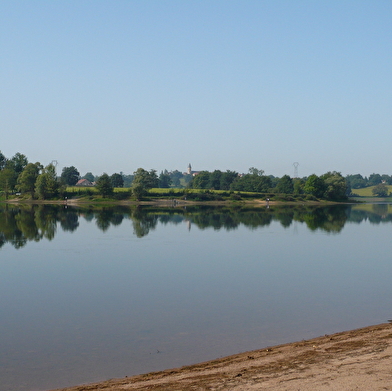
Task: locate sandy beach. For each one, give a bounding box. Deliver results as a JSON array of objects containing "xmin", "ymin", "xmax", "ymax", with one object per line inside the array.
[{"xmin": 52, "ymin": 322, "xmax": 392, "ymax": 391}]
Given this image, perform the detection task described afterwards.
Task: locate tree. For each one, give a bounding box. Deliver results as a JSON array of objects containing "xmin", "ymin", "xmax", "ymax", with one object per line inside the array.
[
  {"xmin": 9, "ymin": 153, "xmax": 28, "ymax": 175},
  {"xmin": 96, "ymin": 173, "xmax": 114, "ymax": 197},
  {"xmin": 0, "ymin": 168, "xmax": 16, "ymax": 199},
  {"xmin": 61, "ymin": 166, "xmax": 80, "ymax": 186},
  {"xmin": 368, "ymin": 173, "xmax": 382, "ymax": 186},
  {"xmin": 230, "ymin": 168, "xmax": 271, "ymax": 192},
  {"xmin": 321, "ymin": 172, "xmax": 347, "ymax": 201},
  {"xmin": 158, "ymin": 170, "xmax": 172, "ymax": 188},
  {"xmin": 303, "ymin": 174, "xmax": 325, "ymax": 198},
  {"xmin": 110, "ymin": 173, "xmax": 124, "ymax": 188},
  {"xmin": 208, "ymin": 170, "xmax": 222, "ymax": 190},
  {"xmin": 346, "ymin": 174, "xmax": 367, "ymax": 189},
  {"xmin": 0, "ymin": 151, "xmax": 6, "ymax": 170},
  {"xmin": 169, "ymin": 170, "xmax": 183, "ymax": 187},
  {"xmin": 293, "ymin": 178, "xmax": 305, "ymax": 194},
  {"xmin": 132, "ymin": 182, "xmax": 146, "ymax": 200},
  {"xmin": 132, "ymin": 168, "xmax": 158, "ymax": 189},
  {"xmin": 35, "ymin": 164, "xmax": 59, "ymax": 199},
  {"xmin": 372, "ymin": 183, "xmax": 389, "ymax": 197},
  {"xmin": 83, "ymin": 172, "xmax": 95, "ymax": 182},
  {"xmin": 276, "ymin": 175, "xmax": 294, "ymax": 194},
  {"xmin": 122, "ymin": 174, "xmax": 134, "ymax": 187},
  {"xmin": 381, "ymin": 175, "xmax": 392, "ymax": 185},
  {"xmin": 17, "ymin": 162, "xmax": 42, "ymax": 197},
  {"xmin": 248, "ymin": 167, "xmax": 264, "ymax": 176},
  {"xmin": 220, "ymin": 170, "xmax": 238, "ymax": 190},
  {"xmin": 191, "ymin": 171, "xmax": 210, "ymax": 189},
  {"xmin": 131, "ymin": 168, "xmax": 158, "ymax": 199}
]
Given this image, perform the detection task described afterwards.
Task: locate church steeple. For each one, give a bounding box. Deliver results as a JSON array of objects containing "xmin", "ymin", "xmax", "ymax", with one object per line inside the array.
[{"xmin": 187, "ymin": 163, "xmax": 192, "ymax": 175}]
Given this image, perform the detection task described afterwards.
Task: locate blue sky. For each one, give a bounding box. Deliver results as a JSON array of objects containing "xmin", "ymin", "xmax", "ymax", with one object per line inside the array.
[{"xmin": 1, "ymin": 1, "xmax": 391, "ymax": 178}]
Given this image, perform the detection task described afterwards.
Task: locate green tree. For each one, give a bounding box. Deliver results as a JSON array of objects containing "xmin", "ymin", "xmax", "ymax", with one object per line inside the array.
[
  {"xmin": 158, "ymin": 170, "xmax": 172, "ymax": 188},
  {"xmin": 248, "ymin": 167, "xmax": 264, "ymax": 176},
  {"xmin": 372, "ymin": 183, "xmax": 389, "ymax": 197},
  {"xmin": 131, "ymin": 168, "xmax": 158, "ymax": 199},
  {"xmin": 368, "ymin": 173, "xmax": 382, "ymax": 186},
  {"xmin": 96, "ymin": 173, "xmax": 114, "ymax": 197},
  {"xmin": 230, "ymin": 168, "xmax": 271, "ymax": 192},
  {"xmin": 220, "ymin": 170, "xmax": 238, "ymax": 190},
  {"xmin": 82, "ymin": 172, "xmax": 95, "ymax": 182},
  {"xmin": 276, "ymin": 175, "xmax": 294, "ymax": 194},
  {"xmin": 17, "ymin": 162, "xmax": 42, "ymax": 197},
  {"xmin": 61, "ymin": 166, "xmax": 80, "ymax": 186},
  {"xmin": 293, "ymin": 178, "xmax": 305, "ymax": 195},
  {"xmin": 132, "ymin": 168, "xmax": 158, "ymax": 189},
  {"xmin": 122, "ymin": 174, "xmax": 134, "ymax": 187},
  {"xmin": 191, "ymin": 171, "xmax": 210, "ymax": 189},
  {"xmin": 0, "ymin": 151, "xmax": 6, "ymax": 170},
  {"xmin": 9, "ymin": 152, "xmax": 28, "ymax": 175},
  {"xmin": 110, "ymin": 173, "xmax": 124, "ymax": 188},
  {"xmin": 209, "ymin": 170, "xmax": 223, "ymax": 190},
  {"xmin": 381, "ymin": 174, "xmax": 392, "ymax": 185},
  {"xmin": 132, "ymin": 182, "xmax": 146, "ymax": 200},
  {"xmin": 0, "ymin": 168, "xmax": 16, "ymax": 199},
  {"xmin": 169, "ymin": 170, "xmax": 183, "ymax": 187},
  {"xmin": 303, "ymin": 174, "xmax": 325, "ymax": 198},
  {"xmin": 35, "ymin": 164, "xmax": 59, "ymax": 199},
  {"xmin": 321, "ymin": 172, "xmax": 347, "ymax": 200},
  {"xmin": 346, "ymin": 174, "xmax": 367, "ymax": 189}
]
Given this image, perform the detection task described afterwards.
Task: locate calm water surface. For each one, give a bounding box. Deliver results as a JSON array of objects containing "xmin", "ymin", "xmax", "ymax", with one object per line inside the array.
[{"xmin": 0, "ymin": 204, "xmax": 391, "ymax": 391}]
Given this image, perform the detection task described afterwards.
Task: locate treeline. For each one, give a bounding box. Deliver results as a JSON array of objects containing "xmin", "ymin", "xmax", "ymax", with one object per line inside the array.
[
  {"xmin": 345, "ymin": 173, "xmax": 392, "ymax": 189},
  {"xmin": 188, "ymin": 168, "xmax": 348, "ymax": 201},
  {"xmin": 0, "ymin": 150, "xmax": 390, "ymax": 201}
]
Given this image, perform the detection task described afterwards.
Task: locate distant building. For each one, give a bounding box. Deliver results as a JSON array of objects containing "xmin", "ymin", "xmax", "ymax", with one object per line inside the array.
[
  {"xmin": 75, "ymin": 178, "xmax": 94, "ymax": 187},
  {"xmin": 185, "ymin": 163, "xmax": 201, "ymax": 176}
]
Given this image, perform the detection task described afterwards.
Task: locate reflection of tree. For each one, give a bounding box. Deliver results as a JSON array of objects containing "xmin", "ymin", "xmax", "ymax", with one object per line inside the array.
[
  {"xmin": 274, "ymin": 210, "xmax": 294, "ymax": 228},
  {"xmin": 347, "ymin": 209, "xmax": 368, "ymax": 224},
  {"xmin": 371, "ymin": 204, "xmax": 389, "ymax": 220},
  {"xmin": 15, "ymin": 208, "xmax": 43, "ymax": 242},
  {"xmin": 3, "ymin": 204, "xmax": 392, "ymax": 248},
  {"xmin": 59, "ymin": 211, "xmax": 79, "ymax": 232},
  {"xmin": 95, "ymin": 209, "xmax": 126, "ymax": 231},
  {"xmin": 110, "ymin": 213, "xmax": 124, "ymax": 226},
  {"xmin": 96, "ymin": 209, "xmax": 114, "ymax": 232},
  {"xmin": 82, "ymin": 210, "xmax": 95, "ymax": 222},
  {"xmin": 293, "ymin": 205, "xmax": 349, "ymax": 233},
  {"xmin": 347, "ymin": 205, "xmax": 392, "ymax": 225},
  {"xmin": 35, "ymin": 205, "xmax": 57, "ymax": 240},
  {"xmin": 131, "ymin": 208, "xmax": 158, "ymax": 238}
]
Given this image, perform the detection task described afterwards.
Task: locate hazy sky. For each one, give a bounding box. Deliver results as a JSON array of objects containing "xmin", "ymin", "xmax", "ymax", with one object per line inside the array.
[{"xmin": 1, "ymin": 1, "xmax": 391, "ymax": 178}]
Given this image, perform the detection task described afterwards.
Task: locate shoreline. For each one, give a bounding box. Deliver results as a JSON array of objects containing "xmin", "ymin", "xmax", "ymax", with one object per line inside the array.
[
  {"xmin": 52, "ymin": 322, "xmax": 392, "ymax": 391},
  {"xmin": 2, "ymin": 198, "xmax": 346, "ymax": 207}
]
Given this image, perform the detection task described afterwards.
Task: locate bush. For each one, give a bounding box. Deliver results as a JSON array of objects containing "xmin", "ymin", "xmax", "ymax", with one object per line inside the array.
[
  {"xmin": 305, "ymin": 194, "xmax": 318, "ymax": 201},
  {"xmin": 113, "ymin": 191, "xmax": 131, "ymax": 200},
  {"xmin": 230, "ymin": 193, "xmax": 242, "ymax": 201}
]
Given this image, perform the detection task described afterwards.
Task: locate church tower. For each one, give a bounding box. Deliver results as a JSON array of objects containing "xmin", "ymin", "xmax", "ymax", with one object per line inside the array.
[{"xmin": 187, "ymin": 163, "xmax": 192, "ymax": 175}]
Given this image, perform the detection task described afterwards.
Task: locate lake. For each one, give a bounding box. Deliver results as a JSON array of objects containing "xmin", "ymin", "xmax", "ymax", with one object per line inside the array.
[{"xmin": 0, "ymin": 203, "xmax": 391, "ymax": 391}]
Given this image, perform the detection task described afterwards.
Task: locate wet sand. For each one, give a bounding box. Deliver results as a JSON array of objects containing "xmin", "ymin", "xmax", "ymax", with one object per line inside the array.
[{"xmin": 52, "ymin": 322, "xmax": 392, "ymax": 391}]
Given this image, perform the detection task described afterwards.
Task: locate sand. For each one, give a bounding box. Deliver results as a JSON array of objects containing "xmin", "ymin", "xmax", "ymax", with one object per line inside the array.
[{"xmin": 51, "ymin": 322, "xmax": 392, "ymax": 391}]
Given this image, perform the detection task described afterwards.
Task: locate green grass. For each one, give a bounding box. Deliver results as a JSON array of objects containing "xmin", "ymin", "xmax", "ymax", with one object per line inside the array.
[{"xmin": 351, "ymin": 185, "xmax": 392, "ymax": 197}]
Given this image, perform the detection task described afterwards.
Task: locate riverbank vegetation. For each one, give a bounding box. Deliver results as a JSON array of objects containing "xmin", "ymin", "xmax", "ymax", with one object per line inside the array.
[{"xmin": 1, "ymin": 150, "xmax": 391, "ymax": 203}]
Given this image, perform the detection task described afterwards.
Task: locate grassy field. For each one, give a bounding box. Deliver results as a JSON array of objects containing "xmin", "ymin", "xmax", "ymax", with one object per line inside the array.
[{"xmin": 351, "ymin": 185, "xmax": 392, "ymax": 197}]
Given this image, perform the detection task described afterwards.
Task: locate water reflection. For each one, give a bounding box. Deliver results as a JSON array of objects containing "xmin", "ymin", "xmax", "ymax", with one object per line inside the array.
[{"xmin": 1, "ymin": 203, "xmax": 392, "ymax": 249}]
